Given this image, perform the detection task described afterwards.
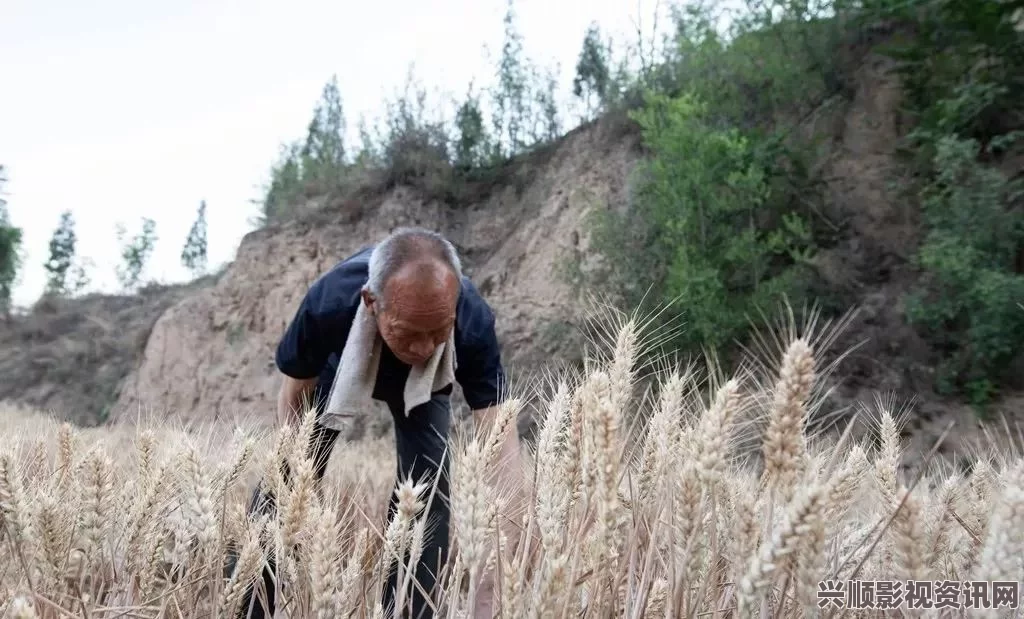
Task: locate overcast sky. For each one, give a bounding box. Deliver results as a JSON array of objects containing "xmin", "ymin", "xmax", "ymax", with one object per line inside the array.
[{"xmin": 0, "ymin": 0, "xmax": 670, "ymax": 309}]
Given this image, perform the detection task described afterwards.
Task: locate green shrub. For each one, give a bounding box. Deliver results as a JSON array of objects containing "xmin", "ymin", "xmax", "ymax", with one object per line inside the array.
[
  {"xmin": 866, "ymin": 0, "xmax": 1024, "ymax": 404},
  {"xmin": 626, "ymin": 90, "xmax": 822, "ymax": 352},
  {"xmin": 904, "ymin": 133, "xmax": 1024, "ymax": 405},
  {"xmin": 570, "ymin": 0, "xmax": 844, "ymax": 360}
]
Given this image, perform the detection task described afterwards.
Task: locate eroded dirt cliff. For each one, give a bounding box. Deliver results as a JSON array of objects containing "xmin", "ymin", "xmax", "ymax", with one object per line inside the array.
[
  {"xmin": 110, "ymin": 115, "xmax": 642, "ymax": 435},
  {"xmin": 0, "ymin": 284, "xmax": 195, "ymax": 425},
  {"xmin": 2, "ymin": 46, "xmax": 1020, "ymax": 467}
]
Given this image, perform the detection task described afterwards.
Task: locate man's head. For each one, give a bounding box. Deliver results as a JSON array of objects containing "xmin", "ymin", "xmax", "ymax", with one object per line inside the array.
[{"xmin": 361, "ymin": 227, "xmax": 463, "ymax": 366}]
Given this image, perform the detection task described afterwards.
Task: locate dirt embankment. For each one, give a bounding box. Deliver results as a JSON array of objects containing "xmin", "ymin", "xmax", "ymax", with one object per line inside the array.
[
  {"xmin": 0, "ymin": 284, "xmax": 195, "ymax": 426},
  {"xmin": 109, "ymin": 115, "xmax": 641, "ymax": 437},
  {"xmin": 1, "ymin": 45, "xmax": 1019, "ymax": 466}
]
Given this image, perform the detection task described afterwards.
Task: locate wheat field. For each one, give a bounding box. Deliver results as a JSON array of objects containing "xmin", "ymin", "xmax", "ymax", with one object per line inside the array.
[{"xmin": 1, "ymin": 308, "xmax": 1023, "ymax": 619}]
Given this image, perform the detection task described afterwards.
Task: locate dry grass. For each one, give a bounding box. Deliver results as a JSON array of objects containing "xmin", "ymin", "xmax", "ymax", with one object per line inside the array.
[{"xmin": 1, "ymin": 305, "xmax": 1023, "ymax": 618}]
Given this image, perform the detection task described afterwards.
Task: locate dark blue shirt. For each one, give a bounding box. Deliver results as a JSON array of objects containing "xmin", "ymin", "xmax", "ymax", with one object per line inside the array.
[{"xmin": 275, "ymin": 245, "xmax": 506, "ymax": 411}]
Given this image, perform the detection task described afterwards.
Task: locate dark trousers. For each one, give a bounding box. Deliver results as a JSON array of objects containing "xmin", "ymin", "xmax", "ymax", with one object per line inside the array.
[{"xmin": 228, "ymin": 392, "xmax": 453, "ymax": 619}]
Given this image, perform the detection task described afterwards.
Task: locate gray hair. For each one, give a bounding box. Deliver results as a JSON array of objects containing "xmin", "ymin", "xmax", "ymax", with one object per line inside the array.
[{"xmin": 364, "ymin": 227, "xmax": 463, "ymax": 309}]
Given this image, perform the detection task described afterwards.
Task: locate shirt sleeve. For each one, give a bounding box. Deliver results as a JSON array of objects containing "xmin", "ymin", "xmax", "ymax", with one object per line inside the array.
[
  {"xmin": 275, "ymin": 276, "xmax": 336, "ymax": 380},
  {"xmin": 455, "ymin": 282, "xmax": 507, "ymax": 410}
]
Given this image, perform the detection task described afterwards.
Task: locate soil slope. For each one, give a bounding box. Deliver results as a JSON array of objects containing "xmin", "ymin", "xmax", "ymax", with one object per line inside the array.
[
  {"xmin": 0, "ymin": 284, "xmax": 194, "ymax": 426},
  {"xmin": 110, "ymin": 116, "xmax": 641, "ymax": 437},
  {"xmin": 1, "ymin": 47, "xmax": 1019, "ymax": 465}
]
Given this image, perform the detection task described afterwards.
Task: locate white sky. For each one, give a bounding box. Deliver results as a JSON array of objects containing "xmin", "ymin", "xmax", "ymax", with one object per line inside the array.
[{"xmin": 0, "ymin": 0, "xmax": 671, "ymax": 310}]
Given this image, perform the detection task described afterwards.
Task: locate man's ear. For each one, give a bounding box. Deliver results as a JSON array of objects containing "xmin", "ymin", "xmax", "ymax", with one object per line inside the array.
[{"xmin": 360, "ymin": 288, "xmax": 376, "ymax": 314}]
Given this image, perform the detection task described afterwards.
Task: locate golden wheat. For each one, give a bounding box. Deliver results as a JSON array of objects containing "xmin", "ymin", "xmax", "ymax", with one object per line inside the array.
[{"xmin": 0, "ymin": 308, "xmax": 1022, "ymax": 619}]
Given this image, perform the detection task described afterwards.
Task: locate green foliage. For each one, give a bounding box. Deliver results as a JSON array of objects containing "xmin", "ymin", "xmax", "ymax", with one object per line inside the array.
[
  {"xmin": 181, "ymin": 200, "xmax": 208, "ymax": 279},
  {"xmin": 626, "ymin": 90, "xmax": 819, "ymax": 351},
  {"xmin": 115, "ymin": 217, "xmax": 157, "ymax": 293},
  {"xmin": 453, "ymin": 84, "xmax": 490, "ymax": 170},
  {"xmin": 300, "ymin": 76, "xmax": 347, "ymax": 185},
  {"xmin": 533, "ymin": 66, "xmax": 562, "ymax": 145},
  {"xmin": 0, "ymin": 165, "xmax": 23, "ymax": 316},
  {"xmin": 663, "ymin": 2, "xmax": 845, "ymax": 126},
  {"xmin": 43, "ymin": 210, "xmax": 85, "ymax": 297},
  {"xmin": 904, "ymin": 134, "xmax": 1024, "ymax": 405},
  {"xmin": 569, "ymin": 0, "xmax": 1022, "ymax": 403},
  {"xmin": 254, "ymin": 0, "xmax": 595, "ymax": 218},
  {"xmin": 353, "ymin": 116, "xmax": 381, "ymax": 168},
  {"xmin": 856, "ymin": 0, "xmax": 1024, "ymax": 404},
  {"xmin": 490, "ymin": 0, "xmax": 531, "ymax": 159},
  {"xmin": 870, "ymin": 0, "xmax": 1023, "ymax": 147},
  {"xmin": 66, "ymin": 260, "xmax": 91, "ymax": 298},
  {"xmin": 262, "ymin": 76, "xmax": 350, "ymax": 222},
  {"xmin": 378, "ymin": 77, "xmax": 453, "ymax": 190},
  {"xmin": 572, "ymin": 23, "xmax": 613, "ymax": 121},
  {"xmin": 572, "ymin": 0, "xmax": 843, "ymax": 359},
  {"xmin": 262, "ymin": 142, "xmax": 305, "ymax": 222}
]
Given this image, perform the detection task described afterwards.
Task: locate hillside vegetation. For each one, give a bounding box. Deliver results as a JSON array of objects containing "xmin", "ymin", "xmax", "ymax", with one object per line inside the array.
[
  {"xmin": 0, "ymin": 0, "xmax": 1020, "ymax": 421},
  {"xmin": 231, "ymin": 0, "xmax": 1024, "ymax": 409}
]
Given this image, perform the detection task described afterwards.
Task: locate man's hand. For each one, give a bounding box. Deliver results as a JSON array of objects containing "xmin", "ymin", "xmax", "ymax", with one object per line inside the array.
[{"xmin": 277, "ymin": 375, "xmax": 318, "ymax": 428}]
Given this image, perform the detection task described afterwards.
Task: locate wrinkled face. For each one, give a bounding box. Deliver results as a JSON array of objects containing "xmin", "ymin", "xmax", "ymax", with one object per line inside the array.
[{"xmin": 362, "ymin": 260, "xmax": 459, "ymax": 366}]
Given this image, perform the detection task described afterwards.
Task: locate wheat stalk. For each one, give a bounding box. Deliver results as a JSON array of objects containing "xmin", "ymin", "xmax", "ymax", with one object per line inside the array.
[{"xmin": 0, "ymin": 307, "xmax": 1018, "ymax": 619}]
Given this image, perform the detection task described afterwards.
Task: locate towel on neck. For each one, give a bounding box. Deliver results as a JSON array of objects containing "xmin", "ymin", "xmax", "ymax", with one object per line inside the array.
[{"xmin": 319, "ymin": 297, "xmax": 457, "ymax": 432}]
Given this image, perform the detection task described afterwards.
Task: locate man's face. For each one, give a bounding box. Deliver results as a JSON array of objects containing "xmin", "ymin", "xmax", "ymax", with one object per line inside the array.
[{"xmin": 362, "ymin": 261, "xmax": 458, "ymax": 366}]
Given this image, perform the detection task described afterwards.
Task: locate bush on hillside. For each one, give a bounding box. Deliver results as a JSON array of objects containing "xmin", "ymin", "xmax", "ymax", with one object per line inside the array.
[
  {"xmin": 574, "ymin": 0, "xmax": 1024, "ymax": 405},
  {"xmin": 867, "ymin": 0, "xmax": 1024, "ymax": 405},
  {"xmin": 626, "ymin": 90, "xmax": 819, "ymax": 353},
  {"xmin": 572, "ymin": 0, "xmax": 844, "ymax": 362},
  {"xmin": 257, "ymin": 0, "xmax": 578, "ymax": 222},
  {"xmin": 249, "ymin": 0, "xmax": 1024, "ymax": 408},
  {"xmin": 904, "ymin": 134, "xmax": 1024, "ymax": 406}
]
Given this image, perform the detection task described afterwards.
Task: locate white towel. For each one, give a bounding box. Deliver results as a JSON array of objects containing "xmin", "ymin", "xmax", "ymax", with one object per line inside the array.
[{"xmin": 320, "ymin": 297, "xmax": 457, "ymax": 432}]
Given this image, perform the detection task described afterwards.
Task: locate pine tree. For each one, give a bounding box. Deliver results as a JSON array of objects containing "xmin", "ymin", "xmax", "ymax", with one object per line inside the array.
[
  {"xmin": 0, "ymin": 165, "xmax": 23, "ymax": 316},
  {"xmin": 115, "ymin": 217, "xmax": 157, "ymax": 293},
  {"xmin": 492, "ymin": 0, "xmax": 530, "ymax": 159},
  {"xmin": 573, "ymin": 23, "xmax": 612, "ymax": 121},
  {"xmin": 301, "ymin": 75, "xmax": 347, "ymax": 184},
  {"xmin": 454, "ymin": 84, "xmax": 489, "ymax": 169},
  {"xmin": 44, "ymin": 210, "xmax": 77, "ymax": 297},
  {"xmin": 181, "ymin": 200, "xmax": 208, "ymax": 278}
]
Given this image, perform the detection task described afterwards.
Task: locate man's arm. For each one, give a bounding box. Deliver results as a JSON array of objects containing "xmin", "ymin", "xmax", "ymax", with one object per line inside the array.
[
  {"xmin": 452, "ymin": 283, "xmax": 523, "ymax": 519},
  {"xmin": 451, "ymin": 284, "xmax": 529, "ymax": 618},
  {"xmin": 274, "ymin": 274, "xmax": 339, "ymax": 427},
  {"xmin": 277, "ymin": 375, "xmax": 319, "ymax": 428},
  {"xmin": 474, "ymin": 404, "xmax": 527, "ymax": 522}
]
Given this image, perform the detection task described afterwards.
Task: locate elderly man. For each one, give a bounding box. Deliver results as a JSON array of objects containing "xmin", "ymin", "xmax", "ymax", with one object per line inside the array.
[{"xmin": 231, "ymin": 227, "xmax": 519, "ymax": 619}]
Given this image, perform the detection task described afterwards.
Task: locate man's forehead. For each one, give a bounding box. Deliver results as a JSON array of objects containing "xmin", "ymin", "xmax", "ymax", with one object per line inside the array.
[
  {"xmin": 394, "ymin": 256, "xmax": 454, "ymax": 278},
  {"xmin": 389, "ymin": 312, "xmax": 456, "ymax": 332},
  {"xmin": 385, "ymin": 265, "xmax": 459, "ymax": 299}
]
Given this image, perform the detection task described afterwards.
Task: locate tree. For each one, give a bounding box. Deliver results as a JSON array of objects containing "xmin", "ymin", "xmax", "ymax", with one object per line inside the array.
[
  {"xmin": 66, "ymin": 259, "xmax": 92, "ymax": 297},
  {"xmin": 353, "ymin": 115, "xmax": 381, "ymax": 168},
  {"xmin": 181, "ymin": 200, "xmax": 208, "ymax": 278},
  {"xmin": 535, "ymin": 65, "xmax": 562, "ymax": 143},
  {"xmin": 301, "ymin": 75, "xmax": 347, "ymax": 184},
  {"xmin": 262, "ymin": 141, "xmax": 303, "ymax": 222},
  {"xmin": 261, "ymin": 75, "xmax": 349, "ymax": 222},
  {"xmin": 454, "ymin": 83, "xmax": 489, "ymax": 169},
  {"xmin": 115, "ymin": 217, "xmax": 157, "ymax": 293},
  {"xmin": 491, "ymin": 0, "xmax": 531, "ymax": 159},
  {"xmin": 0, "ymin": 165, "xmax": 23, "ymax": 317},
  {"xmin": 573, "ymin": 23, "xmax": 612, "ymax": 121},
  {"xmin": 44, "ymin": 210, "xmax": 77, "ymax": 297}
]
